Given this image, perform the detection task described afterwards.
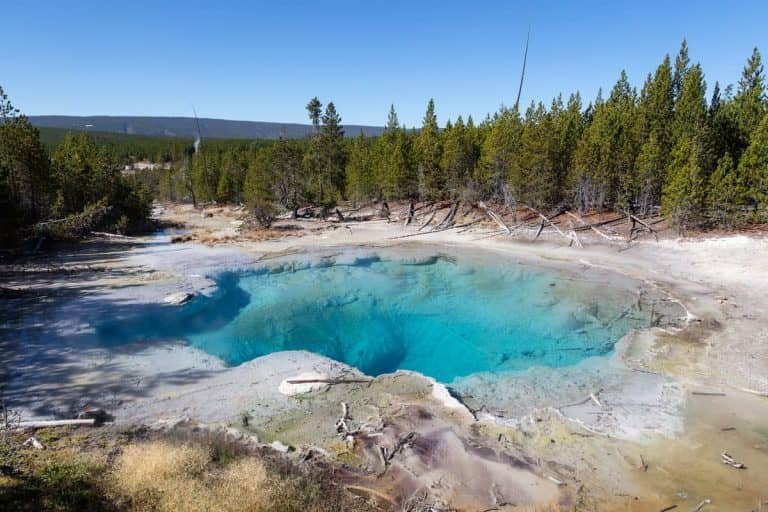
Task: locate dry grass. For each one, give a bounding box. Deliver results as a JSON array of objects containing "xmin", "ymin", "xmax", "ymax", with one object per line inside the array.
[{"xmin": 110, "ymin": 440, "xmax": 335, "ymax": 512}]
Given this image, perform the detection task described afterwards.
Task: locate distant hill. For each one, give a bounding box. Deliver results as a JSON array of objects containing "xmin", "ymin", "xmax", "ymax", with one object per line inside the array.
[{"xmin": 29, "ymin": 115, "xmax": 384, "ymax": 140}]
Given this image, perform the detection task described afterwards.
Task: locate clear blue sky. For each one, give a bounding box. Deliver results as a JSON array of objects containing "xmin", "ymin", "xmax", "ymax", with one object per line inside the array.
[{"xmin": 3, "ymin": 1, "xmax": 767, "ymax": 127}]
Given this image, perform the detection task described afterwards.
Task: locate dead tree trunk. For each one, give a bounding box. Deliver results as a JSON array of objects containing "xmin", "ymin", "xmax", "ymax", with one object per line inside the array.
[
  {"xmin": 404, "ymin": 199, "xmax": 415, "ymax": 226},
  {"xmin": 435, "ymin": 200, "xmax": 459, "ymax": 230},
  {"xmin": 478, "ymin": 201, "xmax": 511, "ymax": 234}
]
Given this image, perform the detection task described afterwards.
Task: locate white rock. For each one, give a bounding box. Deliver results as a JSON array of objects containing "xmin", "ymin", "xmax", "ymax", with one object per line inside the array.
[
  {"xmin": 163, "ymin": 292, "xmax": 194, "ymax": 305},
  {"xmin": 270, "ymin": 440, "xmax": 291, "ymax": 453},
  {"xmin": 278, "ymin": 371, "xmax": 330, "ymax": 396}
]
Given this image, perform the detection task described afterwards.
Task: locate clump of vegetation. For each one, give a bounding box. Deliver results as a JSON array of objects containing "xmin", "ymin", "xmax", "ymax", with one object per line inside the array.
[
  {"xmin": 0, "ymin": 86, "xmax": 152, "ymax": 246},
  {"xmin": 0, "ymin": 427, "xmax": 371, "ymax": 512}
]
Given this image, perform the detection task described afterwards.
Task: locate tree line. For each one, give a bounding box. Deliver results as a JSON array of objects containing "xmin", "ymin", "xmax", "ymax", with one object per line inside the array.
[
  {"xmin": 143, "ymin": 41, "xmax": 766, "ymax": 231},
  {"xmin": 4, "ymin": 40, "xmax": 767, "ymax": 244},
  {"xmin": 0, "ymin": 88, "xmax": 153, "ymax": 246}
]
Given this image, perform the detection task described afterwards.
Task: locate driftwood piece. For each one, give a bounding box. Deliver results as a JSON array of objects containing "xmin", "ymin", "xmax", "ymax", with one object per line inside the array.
[
  {"xmin": 690, "ymin": 499, "xmax": 711, "ymax": 512},
  {"xmin": 659, "ymin": 505, "xmax": 678, "ymax": 512},
  {"xmin": 435, "ymin": 200, "xmax": 460, "ymax": 230},
  {"xmin": 721, "ymin": 451, "xmax": 746, "ymax": 469},
  {"xmin": 91, "ymin": 231, "xmax": 135, "ymax": 239},
  {"xmin": 559, "ymin": 389, "xmax": 604, "ymax": 409},
  {"xmin": 404, "ymin": 200, "xmax": 415, "ymax": 226},
  {"xmin": 285, "ymin": 378, "xmax": 371, "ymax": 385},
  {"xmin": 565, "ymin": 211, "xmax": 617, "ymax": 242},
  {"xmin": 418, "ymin": 205, "xmax": 438, "ymax": 231},
  {"xmin": 526, "ymin": 205, "xmax": 582, "ymax": 247},
  {"xmin": 387, "ymin": 431, "xmax": 416, "ymax": 462},
  {"xmin": 478, "ymin": 201, "xmax": 511, "ymax": 234},
  {"xmin": 22, "ymin": 436, "xmax": 45, "ymax": 450},
  {"xmin": 14, "ymin": 419, "xmax": 96, "ymax": 429},
  {"xmin": 691, "ymin": 391, "xmax": 726, "ymax": 396},
  {"xmin": 388, "ymin": 221, "xmax": 475, "ymax": 240},
  {"xmin": 627, "ymin": 213, "xmax": 659, "ymax": 242}
]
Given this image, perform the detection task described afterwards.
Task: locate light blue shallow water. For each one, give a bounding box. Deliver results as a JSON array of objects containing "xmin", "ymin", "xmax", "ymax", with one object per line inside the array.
[{"xmin": 96, "ymin": 252, "xmax": 651, "ymax": 383}]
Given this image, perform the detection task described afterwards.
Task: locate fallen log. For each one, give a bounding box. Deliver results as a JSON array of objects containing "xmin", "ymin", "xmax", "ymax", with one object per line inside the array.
[
  {"xmin": 691, "ymin": 391, "xmax": 726, "ymax": 396},
  {"xmin": 628, "ymin": 213, "xmax": 659, "ymax": 242},
  {"xmin": 418, "ymin": 205, "xmax": 438, "ymax": 231},
  {"xmin": 565, "ymin": 211, "xmax": 617, "ymax": 242},
  {"xmin": 285, "ymin": 378, "xmax": 371, "ymax": 385},
  {"xmin": 435, "ymin": 200, "xmax": 460, "ymax": 230},
  {"xmin": 388, "ymin": 221, "xmax": 475, "ymax": 240},
  {"xmin": 404, "ymin": 200, "xmax": 415, "ymax": 226},
  {"xmin": 721, "ymin": 451, "xmax": 746, "ymax": 469},
  {"xmin": 690, "ymin": 498, "xmax": 711, "ymax": 512},
  {"xmin": 526, "ymin": 205, "xmax": 582, "ymax": 247},
  {"xmin": 13, "ymin": 419, "xmax": 97, "ymax": 429},
  {"xmin": 22, "ymin": 436, "xmax": 45, "ymax": 450},
  {"xmin": 91, "ymin": 231, "xmax": 136, "ymax": 239},
  {"xmin": 478, "ymin": 201, "xmax": 511, "ymax": 234},
  {"xmin": 387, "ymin": 431, "xmax": 416, "ymax": 462}
]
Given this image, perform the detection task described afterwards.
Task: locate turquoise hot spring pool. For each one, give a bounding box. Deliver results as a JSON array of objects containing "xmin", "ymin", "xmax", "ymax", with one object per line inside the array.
[{"xmin": 96, "ymin": 250, "xmax": 659, "ymax": 383}]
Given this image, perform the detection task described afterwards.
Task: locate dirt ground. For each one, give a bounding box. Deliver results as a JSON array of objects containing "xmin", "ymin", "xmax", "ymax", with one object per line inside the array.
[{"xmin": 2, "ymin": 201, "xmax": 767, "ymax": 511}]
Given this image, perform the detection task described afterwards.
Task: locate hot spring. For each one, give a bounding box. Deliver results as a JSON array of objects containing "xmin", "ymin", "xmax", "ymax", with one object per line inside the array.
[{"xmin": 96, "ymin": 248, "xmax": 668, "ymax": 383}]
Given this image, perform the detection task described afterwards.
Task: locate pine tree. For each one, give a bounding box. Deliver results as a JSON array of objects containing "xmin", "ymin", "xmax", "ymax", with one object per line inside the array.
[
  {"xmin": 317, "ymin": 102, "xmax": 346, "ymax": 207},
  {"xmin": 735, "ymin": 112, "xmax": 768, "ymax": 216},
  {"xmin": 0, "ymin": 87, "xmax": 51, "ymax": 235},
  {"xmin": 634, "ymin": 130, "xmax": 664, "ymax": 214},
  {"xmin": 306, "ymin": 97, "xmax": 323, "ymax": 135},
  {"xmin": 477, "ymin": 107, "xmax": 522, "ymax": 204},
  {"xmin": 345, "ymin": 130, "xmax": 373, "ymax": 203},
  {"xmin": 733, "ymin": 48, "xmax": 767, "ymax": 150},
  {"xmin": 707, "ymin": 153, "xmax": 742, "ymax": 227},
  {"xmin": 662, "ymin": 135, "xmax": 707, "ymax": 230},
  {"xmin": 672, "ymin": 39, "xmax": 690, "ymax": 100},
  {"xmin": 673, "ymin": 64, "xmax": 707, "ymax": 143},
  {"xmin": 440, "ymin": 116, "xmax": 477, "ymax": 198},
  {"xmin": 515, "ymin": 102, "xmax": 554, "ymax": 209},
  {"xmin": 416, "ymin": 99, "xmax": 443, "ymax": 200}
]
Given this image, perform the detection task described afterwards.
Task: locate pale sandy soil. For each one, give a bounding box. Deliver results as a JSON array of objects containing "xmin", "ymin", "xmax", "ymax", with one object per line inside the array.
[{"xmin": 1, "ymin": 203, "xmax": 767, "ymax": 511}]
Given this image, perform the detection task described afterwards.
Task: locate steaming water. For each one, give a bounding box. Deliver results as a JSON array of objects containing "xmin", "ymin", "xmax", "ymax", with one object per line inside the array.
[{"xmin": 96, "ymin": 250, "xmax": 657, "ymax": 383}]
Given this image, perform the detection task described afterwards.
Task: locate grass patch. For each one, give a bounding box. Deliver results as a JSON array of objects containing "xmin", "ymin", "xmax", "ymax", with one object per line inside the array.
[{"xmin": 0, "ymin": 426, "xmax": 373, "ymax": 512}]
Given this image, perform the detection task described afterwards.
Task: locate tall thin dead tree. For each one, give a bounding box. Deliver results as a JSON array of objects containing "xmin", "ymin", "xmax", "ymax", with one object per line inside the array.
[{"xmin": 514, "ymin": 26, "xmax": 531, "ymax": 111}]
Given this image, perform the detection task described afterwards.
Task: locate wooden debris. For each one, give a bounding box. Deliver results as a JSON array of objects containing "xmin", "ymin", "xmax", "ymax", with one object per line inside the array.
[
  {"xmin": 387, "ymin": 431, "xmax": 416, "ymax": 462},
  {"xmin": 565, "ymin": 211, "xmax": 617, "ymax": 242},
  {"xmin": 546, "ymin": 475, "xmax": 565, "ymax": 486},
  {"xmin": 627, "ymin": 213, "xmax": 659, "ymax": 242},
  {"xmin": 721, "ymin": 451, "xmax": 746, "ymax": 469},
  {"xmin": 659, "ymin": 505, "xmax": 678, "ymax": 512},
  {"xmin": 22, "ymin": 436, "xmax": 45, "ymax": 450},
  {"xmin": 691, "ymin": 391, "xmax": 726, "ymax": 396},
  {"xmin": 640, "ymin": 453, "xmax": 648, "ymax": 472},
  {"xmin": 690, "ymin": 498, "xmax": 711, "ymax": 512},
  {"xmin": 14, "ymin": 419, "xmax": 96, "ymax": 429},
  {"xmin": 525, "ymin": 205, "xmax": 582, "ymax": 247},
  {"xmin": 404, "ymin": 200, "xmax": 415, "ymax": 226},
  {"xmin": 285, "ymin": 378, "xmax": 371, "ymax": 385},
  {"xmin": 478, "ymin": 202, "xmax": 511, "ymax": 234},
  {"xmin": 560, "ymin": 389, "xmax": 604, "ymax": 409},
  {"xmin": 418, "ymin": 205, "xmax": 438, "ymax": 231},
  {"xmin": 435, "ymin": 200, "xmax": 460, "ymax": 230},
  {"xmin": 729, "ymin": 385, "xmax": 768, "ymax": 398}
]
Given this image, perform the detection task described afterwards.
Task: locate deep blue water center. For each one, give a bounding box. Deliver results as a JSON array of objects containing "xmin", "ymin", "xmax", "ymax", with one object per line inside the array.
[{"xmin": 97, "ymin": 252, "xmax": 648, "ymax": 383}]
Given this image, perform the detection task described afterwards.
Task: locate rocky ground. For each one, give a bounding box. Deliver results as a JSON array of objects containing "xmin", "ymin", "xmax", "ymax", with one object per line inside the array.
[{"xmin": 1, "ymin": 203, "xmax": 767, "ymax": 511}]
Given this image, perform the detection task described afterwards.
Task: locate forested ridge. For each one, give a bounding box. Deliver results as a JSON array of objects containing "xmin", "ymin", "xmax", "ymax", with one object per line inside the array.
[{"xmin": 2, "ymin": 41, "xmax": 767, "ymax": 246}]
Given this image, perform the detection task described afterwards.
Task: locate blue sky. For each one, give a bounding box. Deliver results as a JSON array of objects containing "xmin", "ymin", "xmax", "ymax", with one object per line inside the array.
[{"xmin": 3, "ymin": 1, "xmax": 767, "ymax": 127}]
